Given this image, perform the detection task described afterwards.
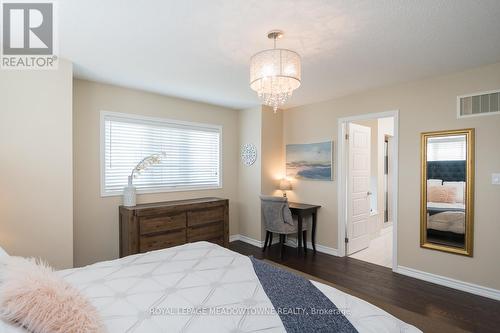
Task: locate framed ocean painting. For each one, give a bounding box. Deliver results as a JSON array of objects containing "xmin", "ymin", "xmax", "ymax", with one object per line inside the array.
[{"xmin": 286, "ymin": 141, "xmax": 333, "ymax": 180}]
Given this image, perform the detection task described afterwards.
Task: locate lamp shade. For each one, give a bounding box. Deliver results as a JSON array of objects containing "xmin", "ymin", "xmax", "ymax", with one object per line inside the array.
[
  {"xmin": 279, "ymin": 178, "xmax": 292, "ymax": 191},
  {"xmin": 249, "ymin": 48, "xmax": 301, "ymax": 111}
]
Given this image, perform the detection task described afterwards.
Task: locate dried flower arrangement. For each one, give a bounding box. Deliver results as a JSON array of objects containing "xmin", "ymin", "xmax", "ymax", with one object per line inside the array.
[{"xmin": 128, "ymin": 152, "xmax": 167, "ymax": 185}]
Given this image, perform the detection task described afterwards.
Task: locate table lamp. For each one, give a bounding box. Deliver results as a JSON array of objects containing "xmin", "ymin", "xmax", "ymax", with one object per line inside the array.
[{"xmin": 279, "ymin": 178, "xmax": 292, "ymax": 197}]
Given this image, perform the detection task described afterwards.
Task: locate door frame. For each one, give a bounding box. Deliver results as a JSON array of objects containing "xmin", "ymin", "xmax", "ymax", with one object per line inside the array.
[{"xmin": 337, "ymin": 110, "xmax": 399, "ymax": 271}]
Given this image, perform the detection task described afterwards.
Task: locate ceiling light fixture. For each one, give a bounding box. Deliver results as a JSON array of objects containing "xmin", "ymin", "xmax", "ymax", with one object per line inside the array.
[{"xmin": 249, "ymin": 30, "xmax": 301, "ymax": 113}]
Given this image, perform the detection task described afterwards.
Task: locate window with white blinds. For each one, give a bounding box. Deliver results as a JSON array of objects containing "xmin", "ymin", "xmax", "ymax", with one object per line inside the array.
[
  {"xmin": 101, "ymin": 112, "xmax": 221, "ymax": 196},
  {"xmin": 427, "ymin": 135, "xmax": 466, "ymax": 161}
]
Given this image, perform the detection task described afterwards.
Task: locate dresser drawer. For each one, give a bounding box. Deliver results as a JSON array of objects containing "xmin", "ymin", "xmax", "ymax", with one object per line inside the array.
[
  {"xmin": 187, "ymin": 207, "xmax": 224, "ymax": 227},
  {"xmin": 187, "ymin": 221, "xmax": 223, "ymax": 242},
  {"xmin": 139, "ymin": 229, "xmax": 186, "ymax": 253},
  {"xmin": 119, "ymin": 198, "xmax": 229, "ymax": 258},
  {"xmin": 139, "ymin": 213, "xmax": 186, "ymax": 236}
]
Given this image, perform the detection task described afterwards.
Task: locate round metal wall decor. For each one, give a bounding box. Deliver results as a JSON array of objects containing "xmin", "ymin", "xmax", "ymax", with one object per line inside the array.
[{"xmin": 240, "ymin": 143, "xmax": 257, "ymax": 166}]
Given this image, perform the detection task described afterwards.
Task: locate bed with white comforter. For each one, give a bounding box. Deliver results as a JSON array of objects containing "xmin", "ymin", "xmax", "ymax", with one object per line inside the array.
[
  {"xmin": 427, "ymin": 202, "xmax": 465, "ymax": 234},
  {"xmin": 0, "ymin": 242, "xmax": 420, "ymax": 332}
]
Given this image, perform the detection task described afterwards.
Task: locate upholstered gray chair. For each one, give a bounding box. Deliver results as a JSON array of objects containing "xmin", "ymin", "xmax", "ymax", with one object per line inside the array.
[{"xmin": 260, "ymin": 195, "xmax": 307, "ymax": 259}]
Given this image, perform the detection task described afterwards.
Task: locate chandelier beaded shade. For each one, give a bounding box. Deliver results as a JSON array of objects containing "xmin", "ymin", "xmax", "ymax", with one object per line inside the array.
[{"xmin": 250, "ymin": 31, "xmax": 301, "ymax": 112}]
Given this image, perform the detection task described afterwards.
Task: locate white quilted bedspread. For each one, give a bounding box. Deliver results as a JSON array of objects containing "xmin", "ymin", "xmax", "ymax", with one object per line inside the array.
[{"xmin": 0, "ymin": 242, "xmax": 420, "ymax": 332}]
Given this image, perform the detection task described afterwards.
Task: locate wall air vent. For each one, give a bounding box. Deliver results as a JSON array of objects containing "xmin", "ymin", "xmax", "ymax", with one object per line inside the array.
[{"xmin": 457, "ymin": 89, "xmax": 500, "ymax": 119}]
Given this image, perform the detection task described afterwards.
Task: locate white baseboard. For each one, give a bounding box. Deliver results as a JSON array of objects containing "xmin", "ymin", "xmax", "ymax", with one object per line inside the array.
[
  {"xmin": 283, "ymin": 238, "xmax": 339, "ymax": 256},
  {"xmin": 229, "ymin": 234, "xmax": 262, "ymax": 247},
  {"xmin": 229, "ymin": 234, "xmax": 242, "ymax": 243},
  {"xmin": 229, "ymin": 234, "xmax": 279, "ymax": 247},
  {"xmin": 229, "ymin": 234, "xmax": 338, "ymax": 256},
  {"xmin": 312, "ymin": 243, "xmax": 339, "ymax": 256},
  {"xmin": 395, "ymin": 265, "xmax": 500, "ymax": 301}
]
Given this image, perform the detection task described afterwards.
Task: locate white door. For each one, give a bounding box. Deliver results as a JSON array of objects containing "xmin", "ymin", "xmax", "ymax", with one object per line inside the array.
[{"xmin": 346, "ymin": 123, "xmax": 371, "ymax": 255}]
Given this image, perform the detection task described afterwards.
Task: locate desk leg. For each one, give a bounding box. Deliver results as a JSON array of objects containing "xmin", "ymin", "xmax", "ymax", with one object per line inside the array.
[
  {"xmin": 312, "ymin": 212, "xmax": 317, "ymax": 254},
  {"xmin": 297, "ymin": 215, "xmax": 303, "ymax": 255},
  {"xmin": 303, "ymin": 230, "xmax": 307, "ymax": 255}
]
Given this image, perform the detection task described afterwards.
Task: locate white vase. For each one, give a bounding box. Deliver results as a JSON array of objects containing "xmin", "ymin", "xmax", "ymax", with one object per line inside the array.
[{"xmin": 123, "ymin": 176, "xmax": 136, "ymax": 207}]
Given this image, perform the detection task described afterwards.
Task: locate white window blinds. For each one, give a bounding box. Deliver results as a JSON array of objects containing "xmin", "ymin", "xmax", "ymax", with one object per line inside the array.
[
  {"xmin": 427, "ymin": 135, "xmax": 466, "ymax": 161},
  {"xmin": 101, "ymin": 112, "xmax": 221, "ymax": 195}
]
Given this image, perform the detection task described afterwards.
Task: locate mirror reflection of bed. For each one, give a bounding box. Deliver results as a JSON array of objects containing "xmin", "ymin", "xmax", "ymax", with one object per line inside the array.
[{"xmin": 425, "ymin": 135, "xmax": 467, "ymax": 249}]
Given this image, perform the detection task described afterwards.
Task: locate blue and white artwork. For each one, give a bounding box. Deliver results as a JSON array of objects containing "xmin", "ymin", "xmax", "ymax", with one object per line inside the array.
[{"xmin": 286, "ymin": 141, "xmax": 333, "ymax": 180}]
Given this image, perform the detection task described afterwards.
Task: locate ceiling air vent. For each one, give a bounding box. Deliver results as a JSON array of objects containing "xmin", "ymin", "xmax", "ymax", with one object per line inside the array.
[{"xmin": 457, "ymin": 90, "xmax": 500, "ymax": 119}]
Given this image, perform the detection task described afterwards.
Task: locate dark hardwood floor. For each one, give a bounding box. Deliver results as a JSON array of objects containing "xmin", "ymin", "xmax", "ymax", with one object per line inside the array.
[{"xmin": 230, "ymin": 240, "xmax": 500, "ymax": 333}]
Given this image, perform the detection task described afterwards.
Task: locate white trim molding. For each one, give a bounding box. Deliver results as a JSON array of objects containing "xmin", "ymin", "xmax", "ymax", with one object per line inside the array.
[
  {"xmin": 229, "ymin": 234, "xmax": 241, "ymax": 243},
  {"xmin": 395, "ymin": 266, "xmax": 500, "ymax": 301},
  {"xmin": 229, "ymin": 234, "xmax": 338, "ymax": 256},
  {"xmin": 283, "ymin": 238, "xmax": 339, "ymax": 256},
  {"xmin": 229, "ymin": 234, "xmax": 263, "ymax": 248}
]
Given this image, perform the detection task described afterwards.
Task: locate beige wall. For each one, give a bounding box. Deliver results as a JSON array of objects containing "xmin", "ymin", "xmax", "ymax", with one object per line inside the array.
[
  {"xmin": 0, "ymin": 60, "xmax": 74, "ymax": 269},
  {"xmin": 237, "ymin": 107, "xmax": 262, "ymax": 241},
  {"xmin": 73, "ymin": 79, "xmax": 239, "ymax": 267},
  {"xmin": 261, "ymin": 107, "xmax": 284, "ymax": 197},
  {"xmin": 261, "ymin": 107, "xmax": 285, "ymax": 240},
  {"xmin": 284, "ymin": 62, "xmax": 500, "ymax": 289},
  {"xmin": 236, "ymin": 106, "xmax": 285, "ymax": 242},
  {"xmin": 283, "ymin": 124, "xmax": 338, "ymax": 250}
]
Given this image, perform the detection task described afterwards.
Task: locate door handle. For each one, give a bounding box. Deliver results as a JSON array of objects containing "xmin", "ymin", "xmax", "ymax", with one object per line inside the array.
[{"xmin": 367, "ymin": 191, "xmax": 372, "ymax": 196}]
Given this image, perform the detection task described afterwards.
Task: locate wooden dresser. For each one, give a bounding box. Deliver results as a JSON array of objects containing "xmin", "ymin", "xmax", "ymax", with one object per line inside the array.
[{"xmin": 119, "ymin": 197, "xmax": 229, "ymax": 257}]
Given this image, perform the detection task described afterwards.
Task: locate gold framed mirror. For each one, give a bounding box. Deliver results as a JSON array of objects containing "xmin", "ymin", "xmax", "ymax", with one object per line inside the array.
[{"xmin": 420, "ymin": 129, "xmax": 474, "ymax": 256}]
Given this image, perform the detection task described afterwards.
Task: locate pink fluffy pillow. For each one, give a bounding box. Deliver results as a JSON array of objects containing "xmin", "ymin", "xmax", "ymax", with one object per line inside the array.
[
  {"xmin": 0, "ymin": 256, "xmax": 104, "ymax": 333},
  {"xmin": 428, "ymin": 185, "xmax": 457, "ymax": 203},
  {"xmin": 443, "ymin": 186, "xmax": 458, "ymax": 203}
]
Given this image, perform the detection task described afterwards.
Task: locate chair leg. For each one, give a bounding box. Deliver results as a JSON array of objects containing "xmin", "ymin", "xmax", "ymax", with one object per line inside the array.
[
  {"xmin": 262, "ymin": 231, "xmax": 270, "ymax": 252},
  {"xmin": 303, "ymin": 230, "xmax": 307, "ymax": 254},
  {"xmin": 280, "ymin": 234, "xmax": 285, "ymax": 260}
]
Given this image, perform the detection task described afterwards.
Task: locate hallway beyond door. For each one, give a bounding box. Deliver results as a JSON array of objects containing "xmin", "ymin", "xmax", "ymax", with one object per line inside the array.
[{"xmin": 349, "ymin": 228, "xmax": 392, "ymax": 268}]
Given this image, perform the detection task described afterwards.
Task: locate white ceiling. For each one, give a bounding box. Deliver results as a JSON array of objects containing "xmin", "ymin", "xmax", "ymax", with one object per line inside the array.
[{"xmin": 60, "ymin": 0, "xmax": 500, "ymax": 110}]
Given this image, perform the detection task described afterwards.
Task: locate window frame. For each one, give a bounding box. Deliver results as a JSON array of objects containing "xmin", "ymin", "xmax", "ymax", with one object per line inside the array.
[{"xmin": 100, "ymin": 111, "xmax": 223, "ymax": 197}]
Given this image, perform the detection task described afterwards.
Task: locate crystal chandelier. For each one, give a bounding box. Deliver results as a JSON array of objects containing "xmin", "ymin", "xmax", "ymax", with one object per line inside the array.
[{"xmin": 250, "ymin": 30, "xmax": 301, "ymax": 112}]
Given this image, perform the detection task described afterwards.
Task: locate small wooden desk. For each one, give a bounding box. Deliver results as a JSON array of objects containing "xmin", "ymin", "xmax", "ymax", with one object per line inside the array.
[{"xmin": 288, "ymin": 202, "xmax": 321, "ymax": 254}]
